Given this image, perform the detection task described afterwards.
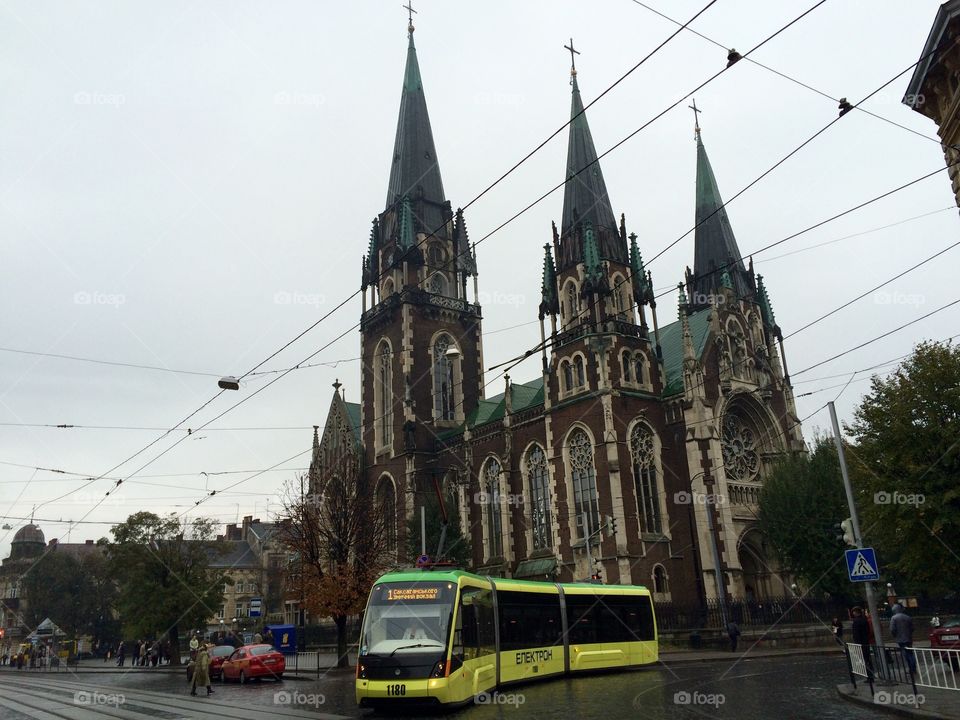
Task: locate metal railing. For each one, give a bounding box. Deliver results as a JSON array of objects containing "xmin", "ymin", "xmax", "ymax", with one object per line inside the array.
[
  {"xmin": 294, "ymin": 651, "xmax": 322, "ymax": 676},
  {"xmin": 845, "ymin": 642, "xmax": 960, "ymax": 696}
]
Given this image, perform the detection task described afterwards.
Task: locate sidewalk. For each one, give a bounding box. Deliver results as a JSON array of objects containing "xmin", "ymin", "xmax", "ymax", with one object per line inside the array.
[
  {"xmin": 838, "ymin": 682, "xmax": 959, "ymax": 720},
  {"xmin": 659, "ymin": 644, "xmax": 843, "ymax": 666}
]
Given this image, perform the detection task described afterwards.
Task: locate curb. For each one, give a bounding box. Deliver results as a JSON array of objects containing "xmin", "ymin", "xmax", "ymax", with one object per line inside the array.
[
  {"xmin": 658, "ymin": 647, "xmax": 841, "ymax": 666},
  {"xmin": 836, "ymin": 683, "xmax": 957, "ymax": 720}
]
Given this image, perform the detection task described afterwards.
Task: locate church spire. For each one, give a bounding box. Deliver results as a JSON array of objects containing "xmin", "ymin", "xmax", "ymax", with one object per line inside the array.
[
  {"xmin": 560, "ymin": 41, "xmax": 617, "ymax": 240},
  {"xmin": 385, "ymin": 12, "xmax": 446, "ymax": 229},
  {"xmin": 691, "ymin": 105, "xmax": 752, "ymax": 302}
]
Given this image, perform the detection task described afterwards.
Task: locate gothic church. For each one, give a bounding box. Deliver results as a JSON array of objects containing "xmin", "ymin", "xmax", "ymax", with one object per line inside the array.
[{"xmin": 309, "ymin": 20, "xmax": 805, "ymax": 607}]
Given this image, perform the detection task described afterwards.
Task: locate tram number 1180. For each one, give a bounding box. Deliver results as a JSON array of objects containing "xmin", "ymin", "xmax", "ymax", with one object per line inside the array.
[{"xmin": 386, "ymin": 684, "xmax": 406, "ymax": 696}]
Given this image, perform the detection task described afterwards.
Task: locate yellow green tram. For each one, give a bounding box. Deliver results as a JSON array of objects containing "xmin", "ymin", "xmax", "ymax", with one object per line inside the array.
[{"xmin": 356, "ymin": 569, "xmax": 658, "ymax": 709}]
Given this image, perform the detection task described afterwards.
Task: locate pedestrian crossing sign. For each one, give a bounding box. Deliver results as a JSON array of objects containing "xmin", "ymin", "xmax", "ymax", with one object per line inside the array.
[{"xmin": 845, "ymin": 547, "xmax": 880, "ymax": 582}]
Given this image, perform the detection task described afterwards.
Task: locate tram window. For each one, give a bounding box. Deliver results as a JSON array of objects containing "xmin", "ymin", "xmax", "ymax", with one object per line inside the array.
[
  {"xmin": 565, "ymin": 595, "xmax": 599, "ymax": 644},
  {"xmin": 497, "ymin": 591, "xmax": 563, "ymax": 651},
  {"xmin": 460, "ymin": 586, "xmax": 496, "ymax": 658},
  {"xmin": 595, "ymin": 595, "xmax": 656, "ymax": 642}
]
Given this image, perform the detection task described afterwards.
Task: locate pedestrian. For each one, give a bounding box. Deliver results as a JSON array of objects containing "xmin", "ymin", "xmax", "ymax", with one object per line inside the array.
[
  {"xmin": 851, "ymin": 607, "xmax": 872, "ymax": 677},
  {"xmin": 149, "ymin": 641, "xmax": 159, "ymax": 667},
  {"xmin": 726, "ymin": 620, "xmax": 741, "ymax": 652},
  {"xmin": 116, "ymin": 640, "xmax": 125, "ymax": 667},
  {"xmin": 264, "ymin": 628, "xmax": 274, "ymax": 648},
  {"xmin": 189, "ymin": 632, "xmax": 199, "ymax": 661},
  {"xmin": 889, "ymin": 603, "xmax": 916, "ymax": 675},
  {"xmin": 831, "ymin": 617, "xmax": 844, "ymax": 646},
  {"xmin": 253, "ymin": 632, "xmax": 262, "ymax": 644},
  {"xmin": 189, "ymin": 644, "xmax": 214, "ymax": 696}
]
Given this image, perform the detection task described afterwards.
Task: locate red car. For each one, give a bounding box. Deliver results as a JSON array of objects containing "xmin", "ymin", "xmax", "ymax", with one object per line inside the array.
[
  {"xmin": 220, "ymin": 644, "xmax": 285, "ymax": 683},
  {"xmin": 930, "ymin": 618, "xmax": 960, "ymax": 649},
  {"xmin": 186, "ymin": 645, "xmax": 235, "ymax": 681}
]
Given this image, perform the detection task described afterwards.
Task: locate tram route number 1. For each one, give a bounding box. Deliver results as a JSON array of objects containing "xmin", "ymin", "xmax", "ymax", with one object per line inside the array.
[{"xmin": 387, "ymin": 684, "xmax": 406, "ymax": 696}]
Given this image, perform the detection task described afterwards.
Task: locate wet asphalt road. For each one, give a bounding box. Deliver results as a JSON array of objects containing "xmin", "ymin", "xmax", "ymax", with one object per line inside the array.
[{"xmin": 1, "ymin": 653, "xmax": 886, "ymax": 719}]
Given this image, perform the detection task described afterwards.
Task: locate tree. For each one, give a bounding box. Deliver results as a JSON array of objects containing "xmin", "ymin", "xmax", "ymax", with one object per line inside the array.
[
  {"xmin": 846, "ymin": 340, "xmax": 960, "ymax": 596},
  {"xmin": 277, "ymin": 473, "xmax": 390, "ymax": 667},
  {"xmin": 405, "ymin": 481, "xmax": 472, "ymax": 568},
  {"xmin": 757, "ymin": 436, "xmax": 855, "ymax": 600},
  {"xmin": 108, "ymin": 512, "xmax": 230, "ymax": 665},
  {"xmin": 21, "ymin": 551, "xmax": 93, "ymax": 637}
]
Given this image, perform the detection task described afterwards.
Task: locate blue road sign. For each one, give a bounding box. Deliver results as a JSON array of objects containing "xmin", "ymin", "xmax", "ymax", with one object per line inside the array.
[
  {"xmin": 249, "ymin": 597, "xmax": 262, "ymax": 618},
  {"xmin": 845, "ymin": 547, "xmax": 880, "ymax": 582}
]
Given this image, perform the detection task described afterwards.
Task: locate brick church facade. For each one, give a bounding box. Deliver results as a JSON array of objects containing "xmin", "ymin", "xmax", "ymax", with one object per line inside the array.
[{"xmin": 309, "ymin": 21, "xmax": 805, "ymax": 607}]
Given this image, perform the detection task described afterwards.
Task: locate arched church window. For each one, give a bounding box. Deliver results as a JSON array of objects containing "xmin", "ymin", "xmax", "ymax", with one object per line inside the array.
[
  {"xmin": 375, "ymin": 340, "xmax": 393, "ymax": 447},
  {"xmin": 574, "ymin": 356, "xmax": 586, "ymax": 388},
  {"xmin": 483, "ymin": 458, "xmax": 503, "ymax": 558},
  {"xmin": 376, "ymin": 477, "xmax": 397, "ymax": 554},
  {"xmin": 561, "ymin": 360, "xmax": 573, "ymax": 393},
  {"xmin": 622, "ymin": 351, "xmax": 632, "ymax": 383},
  {"xmin": 428, "ymin": 243, "xmax": 445, "ymax": 268},
  {"xmin": 433, "ymin": 334, "xmax": 456, "ymax": 421},
  {"xmin": 653, "ymin": 564, "xmax": 668, "ymax": 594},
  {"xmin": 526, "ymin": 445, "xmax": 551, "ymax": 550},
  {"xmin": 565, "ymin": 281, "xmax": 579, "ymax": 323},
  {"xmin": 727, "ymin": 319, "xmax": 747, "ymax": 378},
  {"xmin": 634, "ymin": 354, "xmax": 645, "ymax": 386},
  {"xmin": 382, "ymin": 278, "xmax": 395, "ymax": 297},
  {"xmin": 630, "ymin": 423, "xmax": 662, "ymax": 534},
  {"xmin": 722, "ymin": 413, "xmax": 761, "ymax": 482},
  {"xmin": 568, "ymin": 429, "xmax": 599, "ymax": 540}
]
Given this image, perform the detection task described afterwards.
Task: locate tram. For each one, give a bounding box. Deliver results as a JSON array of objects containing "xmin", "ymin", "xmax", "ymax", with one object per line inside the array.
[{"xmin": 355, "ymin": 568, "xmax": 658, "ymax": 709}]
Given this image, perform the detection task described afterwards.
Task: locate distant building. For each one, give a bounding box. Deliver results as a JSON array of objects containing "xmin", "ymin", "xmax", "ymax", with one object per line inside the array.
[
  {"xmin": 0, "ymin": 524, "xmax": 101, "ymax": 639},
  {"xmin": 208, "ymin": 516, "xmax": 282, "ymax": 634},
  {"xmin": 905, "ymin": 0, "xmax": 960, "ymax": 208}
]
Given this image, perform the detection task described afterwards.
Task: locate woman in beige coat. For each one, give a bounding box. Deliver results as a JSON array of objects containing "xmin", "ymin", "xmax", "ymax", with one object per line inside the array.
[{"xmin": 189, "ymin": 645, "xmax": 213, "ymax": 696}]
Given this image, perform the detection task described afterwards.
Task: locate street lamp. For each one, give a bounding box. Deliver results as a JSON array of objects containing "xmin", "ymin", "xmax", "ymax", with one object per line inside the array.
[{"xmin": 218, "ymin": 376, "xmax": 240, "ymax": 390}]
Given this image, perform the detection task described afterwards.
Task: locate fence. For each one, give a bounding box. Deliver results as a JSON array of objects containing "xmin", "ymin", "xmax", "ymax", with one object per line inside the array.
[
  {"xmin": 845, "ymin": 642, "xmax": 960, "ymax": 697},
  {"xmin": 655, "ymin": 596, "xmax": 849, "ymax": 631},
  {"xmin": 293, "ymin": 651, "xmax": 322, "ymax": 676}
]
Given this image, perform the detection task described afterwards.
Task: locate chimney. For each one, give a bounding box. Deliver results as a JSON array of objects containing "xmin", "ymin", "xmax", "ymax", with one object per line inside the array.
[{"xmin": 85, "ymin": 539, "xmax": 94, "ymax": 545}]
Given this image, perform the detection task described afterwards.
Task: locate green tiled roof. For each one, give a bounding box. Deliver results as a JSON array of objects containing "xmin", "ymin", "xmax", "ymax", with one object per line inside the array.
[
  {"xmin": 344, "ymin": 401, "xmax": 362, "ymax": 447},
  {"xmin": 514, "ymin": 556, "xmax": 557, "ymax": 578},
  {"xmin": 657, "ymin": 308, "xmax": 712, "ymax": 396},
  {"xmin": 439, "ymin": 377, "xmax": 546, "ymax": 441}
]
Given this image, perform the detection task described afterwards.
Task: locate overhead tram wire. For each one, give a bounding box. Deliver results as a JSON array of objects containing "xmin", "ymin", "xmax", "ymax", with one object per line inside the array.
[
  {"xmin": 629, "ymin": 0, "xmax": 944, "ymax": 148},
  {"xmin": 646, "ymin": 36, "xmax": 959, "ymax": 267},
  {"xmin": 23, "ymin": 1, "xmax": 834, "ymax": 523}
]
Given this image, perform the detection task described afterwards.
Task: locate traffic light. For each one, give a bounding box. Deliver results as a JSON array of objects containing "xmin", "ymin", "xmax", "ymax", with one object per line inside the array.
[
  {"xmin": 836, "ymin": 518, "xmax": 856, "ymax": 547},
  {"xmin": 605, "ymin": 515, "xmax": 618, "ymax": 537}
]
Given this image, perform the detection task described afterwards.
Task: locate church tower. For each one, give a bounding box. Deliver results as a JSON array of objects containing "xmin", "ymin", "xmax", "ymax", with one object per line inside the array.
[{"xmin": 359, "ymin": 15, "xmax": 484, "ymax": 550}]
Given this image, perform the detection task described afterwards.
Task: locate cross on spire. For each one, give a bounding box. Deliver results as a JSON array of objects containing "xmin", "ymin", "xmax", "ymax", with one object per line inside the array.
[
  {"xmin": 564, "ymin": 38, "xmax": 580, "ymax": 77},
  {"xmin": 689, "ymin": 98, "xmax": 702, "ymax": 139},
  {"xmin": 403, "ymin": 1, "xmax": 416, "ymax": 33}
]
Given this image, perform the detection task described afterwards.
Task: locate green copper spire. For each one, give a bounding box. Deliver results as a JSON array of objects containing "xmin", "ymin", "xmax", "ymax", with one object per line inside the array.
[
  {"xmin": 629, "ymin": 232, "xmax": 651, "ymax": 304},
  {"xmin": 692, "ymin": 120, "xmax": 751, "ymax": 300},
  {"xmin": 368, "ymin": 217, "xmax": 380, "ymax": 277},
  {"xmin": 386, "ymin": 20, "xmax": 446, "ymax": 226},
  {"xmin": 398, "ymin": 196, "xmax": 415, "ymax": 250},
  {"xmin": 561, "ymin": 58, "xmax": 617, "ymax": 238}
]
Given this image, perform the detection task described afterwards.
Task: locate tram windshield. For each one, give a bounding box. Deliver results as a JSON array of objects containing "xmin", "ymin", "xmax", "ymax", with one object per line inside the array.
[{"xmin": 360, "ymin": 581, "xmax": 456, "ymax": 656}]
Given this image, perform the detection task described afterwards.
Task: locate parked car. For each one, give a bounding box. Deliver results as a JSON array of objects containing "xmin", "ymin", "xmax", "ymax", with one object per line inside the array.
[
  {"xmin": 186, "ymin": 645, "xmax": 235, "ymax": 681},
  {"xmin": 930, "ymin": 617, "xmax": 960, "ymax": 649},
  {"xmin": 220, "ymin": 644, "xmax": 285, "ymax": 684}
]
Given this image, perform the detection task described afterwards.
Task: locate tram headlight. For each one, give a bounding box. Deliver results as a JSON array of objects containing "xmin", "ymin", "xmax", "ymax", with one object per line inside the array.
[
  {"xmin": 357, "ymin": 663, "xmax": 367, "ymax": 679},
  {"xmin": 431, "ymin": 660, "xmax": 447, "ymax": 678}
]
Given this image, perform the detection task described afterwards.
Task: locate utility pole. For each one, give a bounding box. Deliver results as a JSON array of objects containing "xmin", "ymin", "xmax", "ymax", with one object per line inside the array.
[
  {"xmin": 583, "ymin": 512, "xmax": 592, "ymax": 580},
  {"xmin": 828, "ymin": 402, "xmax": 887, "ymax": 668},
  {"xmin": 703, "ymin": 473, "xmax": 728, "ymax": 629}
]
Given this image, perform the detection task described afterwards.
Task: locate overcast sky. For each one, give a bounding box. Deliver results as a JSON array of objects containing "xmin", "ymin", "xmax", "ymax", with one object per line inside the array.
[{"xmin": 1, "ymin": 0, "xmax": 957, "ymax": 561}]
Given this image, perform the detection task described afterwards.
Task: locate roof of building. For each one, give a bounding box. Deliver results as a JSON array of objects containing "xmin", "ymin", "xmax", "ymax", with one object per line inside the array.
[
  {"xmin": 12, "ymin": 524, "xmax": 44, "ymax": 545},
  {"xmin": 657, "ymin": 307, "xmax": 714, "ymax": 395},
  {"xmin": 904, "ymin": 0, "xmax": 960, "ymax": 101},
  {"xmin": 344, "ymin": 401, "xmax": 362, "ymax": 446},
  {"xmin": 48, "ymin": 539, "xmax": 102, "ymax": 560},
  {"xmin": 208, "ymin": 541, "xmax": 259, "ymax": 569},
  {"xmin": 385, "ymin": 28, "xmax": 446, "ymax": 222}
]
